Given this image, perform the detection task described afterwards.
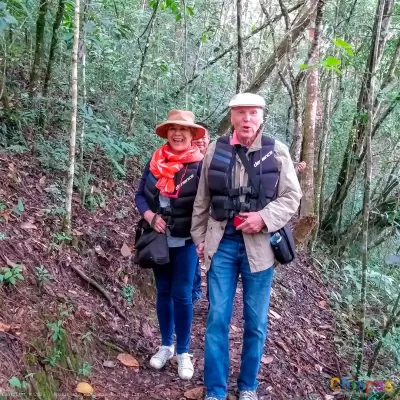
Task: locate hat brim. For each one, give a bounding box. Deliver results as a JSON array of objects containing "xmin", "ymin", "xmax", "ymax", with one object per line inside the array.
[
  {"xmin": 155, "ymin": 121, "xmax": 206, "ymax": 140},
  {"xmin": 229, "ymin": 103, "xmax": 265, "ymax": 108}
]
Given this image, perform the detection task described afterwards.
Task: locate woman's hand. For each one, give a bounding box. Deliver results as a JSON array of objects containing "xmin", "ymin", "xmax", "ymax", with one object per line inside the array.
[{"xmin": 144, "ymin": 210, "xmax": 167, "ymax": 233}]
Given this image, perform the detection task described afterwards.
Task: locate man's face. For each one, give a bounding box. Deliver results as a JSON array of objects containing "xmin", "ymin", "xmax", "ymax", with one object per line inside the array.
[
  {"xmin": 230, "ymin": 106, "xmax": 263, "ymax": 142},
  {"xmin": 194, "ymin": 131, "xmax": 210, "ymax": 155}
]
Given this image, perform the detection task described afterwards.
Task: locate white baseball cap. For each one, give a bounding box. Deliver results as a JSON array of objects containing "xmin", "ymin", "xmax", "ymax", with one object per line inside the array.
[{"xmin": 228, "ymin": 92, "xmax": 265, "ymax": 108}]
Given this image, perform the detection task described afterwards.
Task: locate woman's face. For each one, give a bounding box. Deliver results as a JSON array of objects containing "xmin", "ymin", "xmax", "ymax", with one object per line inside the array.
[{"xmin": 167, "ymin": 124, "xmax": 193, "ymax": 153}]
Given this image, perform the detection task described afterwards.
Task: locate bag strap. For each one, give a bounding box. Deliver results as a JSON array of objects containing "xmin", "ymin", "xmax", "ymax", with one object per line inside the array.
[
  {"xmin": 235, "ymin": 145, "xmax": 267, "ymax": 208},
  {"xmin": 150, "ymin": 213, "xmax": 158, "ymax": 228}
]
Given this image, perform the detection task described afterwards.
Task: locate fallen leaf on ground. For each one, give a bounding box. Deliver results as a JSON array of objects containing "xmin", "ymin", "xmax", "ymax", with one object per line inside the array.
[
  {"xmin": 117, "ymin": 353, "xmax": 139, "ymax": 370},
  {"xmin": 230, "ymin": 325, "xmax": 240, "ymax": 332},
  {"xmin": 120, "ymin": 243, "xmax": 132, "ymax": 257},
  {"xmin": 269, "ymin": 309, "xmax": 282, "ymax": 319},
  {"xmin": 39, "ymin": 176, "xmax": 46, "ymax": 185},
  {"xmin": 76, "ymin": 382, "xmax": 94, "ymax": 394},
  {"xmin": 261, "ymin": 356, "xmax": 274, "ymax": 364},
  {"xmin": 103, "ymin": 360, "xmax": 116, "ymax": 368},
  {"xmin": 318, "ymin": 300, "xmax": 328, "ymax": 309},
  {"xmin": 275, "ymin": 340, "xmax": 289, "ymax": 353},
  {"xmin": 184, "ymin": 387, "xmax": 204, "ymax": 399},
  {"xmin": 318, "ymin": 324, "xmax": 333, "ymax": 330},
  {"xmin": 300, "ymin": 316, "xmax": 311, "ymax": 324},
  {"xmin": 0, "ymin": 322, "xmax": 11, "ymax": 332},
  {"xmin": 141, "ymin": 322, "xmax": 153, "ymax": 338},
  {"xmin": 95, "ymin": 245, "xmax": 107, "ymax": 258},
  {"xmin": 308, "ymin": 329, "xmax": 326, "ymax": 339},
  {"xmin": 21, "ymin": 222, "xmax": 37, "ymax": 230}
]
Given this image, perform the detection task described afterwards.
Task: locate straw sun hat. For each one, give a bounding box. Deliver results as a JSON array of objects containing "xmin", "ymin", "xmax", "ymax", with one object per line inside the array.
[{"xmin": 155, "ymin": 110, "xmax": 206, "ymax": 140}]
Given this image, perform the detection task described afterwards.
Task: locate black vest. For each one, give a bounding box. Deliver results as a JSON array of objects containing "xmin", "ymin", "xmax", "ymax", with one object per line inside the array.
[
  {"xmin": 144, "ymin": 162, "xmax": 200, "ymax": 237},
  {"xmin": 208, "ymin": 136, "xmax": 279, "ymax": 221}
]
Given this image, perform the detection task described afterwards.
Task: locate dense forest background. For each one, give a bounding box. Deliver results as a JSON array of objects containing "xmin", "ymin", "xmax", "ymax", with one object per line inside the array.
[{"xmin": 1, "ymin": 0, "xmax": 400, "ymax": 397}]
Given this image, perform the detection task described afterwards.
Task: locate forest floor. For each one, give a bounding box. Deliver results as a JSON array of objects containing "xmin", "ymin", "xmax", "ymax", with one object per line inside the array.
[{"xmin": 0, "ymin": 151, "xmax": 360, "ymax": 400}]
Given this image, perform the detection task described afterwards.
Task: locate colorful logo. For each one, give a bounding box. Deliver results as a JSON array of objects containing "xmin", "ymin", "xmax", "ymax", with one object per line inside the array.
[{"xmin": 330, "ymin": 377, "xmax": 394, "ymax": 394}]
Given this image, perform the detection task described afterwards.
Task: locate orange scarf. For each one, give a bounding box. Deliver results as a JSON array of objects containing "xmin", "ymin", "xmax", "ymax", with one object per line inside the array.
[{"xmin": 149, "ymin": 143, "xmax": 203, "ymax": 197}]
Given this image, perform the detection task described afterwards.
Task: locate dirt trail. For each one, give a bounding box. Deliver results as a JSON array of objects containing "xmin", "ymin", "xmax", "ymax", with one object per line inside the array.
[{"xmin": 0, "ymin": 153, "xmax": 345, "ymax": 400}]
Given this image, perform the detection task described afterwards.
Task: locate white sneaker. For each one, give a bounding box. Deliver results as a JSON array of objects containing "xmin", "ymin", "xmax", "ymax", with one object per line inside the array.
[
  {"xmin": 149, "ymin": 345, "xmax": 174, "ymax": 370},
  {"xmin": 176, "ymin": 353, "xmax": 194, "ymax": 380}
]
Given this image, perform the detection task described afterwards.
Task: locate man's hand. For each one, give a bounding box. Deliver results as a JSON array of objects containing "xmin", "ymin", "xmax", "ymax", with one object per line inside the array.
[
  {"xmin": 296, "ymin": 161, "xmax": 306, "ymax": 174},
  {"xmin": 236, "ymin": 212, "xmax": 266, "ymax": 234},
  {"xmin": 196, "ymin": 242, "xmax": 205, "ymax": 261},
  {"xmin": 144, "ymin": 210, "xmax": 166, "ymax": 233}
]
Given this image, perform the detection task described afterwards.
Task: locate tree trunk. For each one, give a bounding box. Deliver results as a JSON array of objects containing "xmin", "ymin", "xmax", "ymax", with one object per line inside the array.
[
  {"xmin": 236, "ymin": 0, "xmax": 243, "ymax": 92},
  {"xmin": 355, "ymin": 0, "xmax": 384, "ymax": 380},
  {"xmin": 322, "ymin": 0, "xmax": 395, "ymax": 238},
  {"xmin": 80, "ymin": 0, "xmax": 90, "ymax": 174},
  {"xmin": 293, "ymin": 0, "xmax": 324, "ymax": 246},
  {"xmin": 289, "ymin": 88, "xmax": 302, "ymax": 162},
  {"xmin": 0, "ymin": 54, "xmax": 10, "ymax": 110},
  {"xmin": 29, "ymin": 0, "xmax": 50, "ymax": 94},
  {"xmin": 312, "ymin": 70, "xmax": 333, "ymax": 245},
  {"xmin": 127, "ymin": 0, "xmax": 159, "ymax": 135},
  {"xmin": 43, "ymin": 0, "xmax": 66, "ymax": 97},
  {"xmin": 65, "ymin": 0, "xmax": 81, "ymax": 233}
]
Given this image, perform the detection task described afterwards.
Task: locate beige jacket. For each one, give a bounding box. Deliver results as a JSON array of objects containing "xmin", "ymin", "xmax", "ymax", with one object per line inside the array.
[{"xmin": 190, "ymin": 133, "xmax": 303, "ymax": 273}]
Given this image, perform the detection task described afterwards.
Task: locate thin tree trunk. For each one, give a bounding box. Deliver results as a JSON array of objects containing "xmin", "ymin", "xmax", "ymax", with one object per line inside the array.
[
  {"xmin": 312, "ymin": 70, "xmax": 333, "ymax": 245},
  {"xmin": 182, "ymin": 0, "xmax": 189, "ymax": 108},
  {"xmin": 29, "ymin": 0, "xmax": 49, "ymax": 94},
  {"xmin": 65, "ymin": 0, "xmax": 81, "ymax": 233},
  {"xmin": 355, "ymin": 0, "xmax": 384, "ymax": 380},
  {"xmin": 80, "ymin": 0, "xmax": 90, "ymax": 178},
  {"xmin": 236, "ymin": 0, "xmax": 243, "ymax": 92},
  {"xmin": 127, "ymin": 0, "xmax": 159, "ymax": 135},
  {"xmin": 0, "ymin": 48, "xmax": 10, "ymax": 110},
  {"xmin": 294, "ymin": 0, "xmax": 324, "ymax": 246},
  {"xmin": 43, "ymin": 0, "xmax": 66, "ymax": 96}
]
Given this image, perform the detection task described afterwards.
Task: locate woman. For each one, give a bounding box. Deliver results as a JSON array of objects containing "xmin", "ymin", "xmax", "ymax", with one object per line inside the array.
[{"xmin": 134, "ymin": 110, "xmax": 206, "ymax": 380}]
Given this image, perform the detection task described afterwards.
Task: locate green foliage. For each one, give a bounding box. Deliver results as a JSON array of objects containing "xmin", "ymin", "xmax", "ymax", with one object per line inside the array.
[
  {"xmin": 78, "ymin": 362, "xmax": 93, "ymax": 376},
  {"xmin": 35, "ymin": 265, "xmax": 53, "ymax": 287},
  {"xmin": 0, "ymin": 2, "xmax": 17, "ymax": 34},
  {"xmin": 120, "ymin": 284, "xmax": 135, "ymax": 305},
  {"xmin": 43, "ymin": 348, "xmax": 62, "ymax": 367},
  {"xmin": 0, "ymin": 265, "xmax": 24, "ymax": 286},
  {"xmin": 0, "ymin": 233, "xmax": 6, "ymax": 240},
  {"xmin": 12, "ymin": 199, "xmax": 24, "ymax": 217},
  {"xmin": 333, "ymin": 37, "xmax": 354, "ymax": 56},
  {"xmin": 8, "ymin": 376, "xmax": 29, "ymax": 390},
  {"xmin": 54, "ymin": 232, "xmax": 72, "ymax": 242},
  {"xmin": 47, "ymin": 320, "xmax": 66, "ymax": 343}
]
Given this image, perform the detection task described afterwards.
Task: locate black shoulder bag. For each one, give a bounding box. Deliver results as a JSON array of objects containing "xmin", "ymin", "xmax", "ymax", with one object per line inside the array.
[
  {"xmin": 235, "ymin": 145, "xmax": 296, "ymax": 265},
  {"xmin": 133, "ymin": 214, "xmax": 170, "ymax": 269}
]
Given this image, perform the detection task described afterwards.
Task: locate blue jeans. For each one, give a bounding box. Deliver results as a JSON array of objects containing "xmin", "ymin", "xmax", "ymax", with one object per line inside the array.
[
  {"xmin": 153, "ymin": 240, "xmax": 197, "ymax": 354},
  {"xmin": 192, "ymin": 260, "xmax": 202, "ymax": 302},
  {"xmin": 204, "ymin": 237, "xmax": 274, "ymax": 399}
]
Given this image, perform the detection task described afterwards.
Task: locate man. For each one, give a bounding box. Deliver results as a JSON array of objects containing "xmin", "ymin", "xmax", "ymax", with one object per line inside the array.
[
  {"xmin": 192, "ymin": 122, "xmax": 211, "ymax": 306},
  {"xmin": 191, "ymin": 93, "xmax": 302, "ymax": 400}
]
